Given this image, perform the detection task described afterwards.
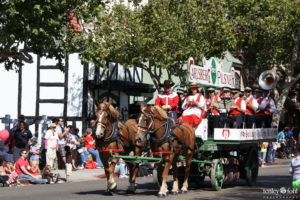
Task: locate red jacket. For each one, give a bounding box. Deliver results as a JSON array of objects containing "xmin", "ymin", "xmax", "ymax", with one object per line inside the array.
[{"xmin": 155, "ymin": 91, "xmax": 179, "ymax": 112}]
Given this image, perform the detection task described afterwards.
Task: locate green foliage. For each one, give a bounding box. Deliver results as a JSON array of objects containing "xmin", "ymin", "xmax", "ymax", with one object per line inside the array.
[
  {"xmin": 78, "ymin": 0, "xmax": 236, "ymax": 87},
  {"xmin": 226, "ymin": 0, "xmax": 300, "ymax": 72},
  {"xmin": 0, "ymin": 0, "xmax": 104, "ymax": 70}
]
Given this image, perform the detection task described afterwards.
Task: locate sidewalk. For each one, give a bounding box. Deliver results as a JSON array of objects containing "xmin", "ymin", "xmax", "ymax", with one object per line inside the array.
[
  {"xmin": 263, "ymin": 158, "xmax": 291, "ymax": 167},
  {"xmin": 55, "ymin": 168, "xmax": 106, "ymax": 183}
]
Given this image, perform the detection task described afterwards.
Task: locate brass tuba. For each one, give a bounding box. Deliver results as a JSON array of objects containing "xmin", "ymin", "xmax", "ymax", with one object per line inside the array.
[{"xmin": 258, "ymin": 70, "xmax": 278, "ymax": 90}]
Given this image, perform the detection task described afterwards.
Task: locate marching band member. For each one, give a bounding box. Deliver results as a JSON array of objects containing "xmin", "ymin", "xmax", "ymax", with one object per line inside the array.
[
  {"xmin": 219, "ymin": 87, "xmax": 232, "ymax": 128},
  {"xmin": 205, "ymin": 87, "xmax": 221, "ymax": 135},
  {"xmin": 155, "ymin": 80, "xmax": 179, "ymax": 122},
  {"xmin": 259, "ymin": 91, "xmax": 276, "ymax": 128},
  {"xmin": 179, "ymin": 82, "xmax": 205, "ymax": 128},
  {"xmin": 228, "ymin": 89, "xmax": 246, "ymax": 128},
  {"xmin": 254, "ymin": 88, "xmax": 265, "ymax": 128},
  {"xmin": 244, "ymin": 87, "xmax": 258, "ymax": 128}
]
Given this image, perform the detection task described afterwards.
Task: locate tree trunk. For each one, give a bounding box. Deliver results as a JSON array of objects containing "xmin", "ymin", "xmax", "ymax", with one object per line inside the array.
[
  {"xmin": 273, "ymin": 33, "xmax": 300, "ymax": 127},
  {"xmin": 273, "ymin": 73, "xmax": 300, "ymax": 127}
]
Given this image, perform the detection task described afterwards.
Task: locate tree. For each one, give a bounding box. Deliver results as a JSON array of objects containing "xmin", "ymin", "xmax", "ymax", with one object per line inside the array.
[
  {"xmin": 78, "ymin": 0, "xmax": 237, "ymax": 89},
  {"xmin": 226, "ymin": 0, "xmax": 300, "ymax": 127},
  {"xmin": 0, "ymin": 0, "xmax": 104, "ymax": 70}
]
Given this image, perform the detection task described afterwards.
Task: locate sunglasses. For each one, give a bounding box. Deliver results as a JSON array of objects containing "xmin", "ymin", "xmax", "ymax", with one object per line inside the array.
[{"xmin": 22, "ymin": 152, "xmax": 28, "ymax": 154}]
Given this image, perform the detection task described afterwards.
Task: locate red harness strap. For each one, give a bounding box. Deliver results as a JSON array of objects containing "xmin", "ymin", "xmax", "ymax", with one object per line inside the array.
[{"xmin": 102, "ymin": 149, "xmax": 123, "ymax": 152}]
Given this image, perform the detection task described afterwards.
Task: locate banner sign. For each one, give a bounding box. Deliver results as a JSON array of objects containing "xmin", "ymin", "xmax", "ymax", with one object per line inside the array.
[
  {"xmin": 213, "ymin": 128, "xmax": 277, "ymax": 141},
  {"xmin": 188, "ymin": 57, "xmax": 235, "ymax": 88}
]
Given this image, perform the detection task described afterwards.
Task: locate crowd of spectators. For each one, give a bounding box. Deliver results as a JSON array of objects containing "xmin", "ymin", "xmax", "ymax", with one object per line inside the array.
[
  {"xmin": 0, "ymin": 115, "xmax": 110, "ymax": 187},
  {"xmin": 258, "ymin": 126, "xmax": 298, "ymax": 167}
]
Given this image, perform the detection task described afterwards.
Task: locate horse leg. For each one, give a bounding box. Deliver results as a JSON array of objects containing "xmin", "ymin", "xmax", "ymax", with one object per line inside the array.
[
  {"xmin": 100, "ymin": 152, "xmax": 117, "ymax": 193},
  {"xmin": 126, "ymin": 163, "xmax": 138, "ymax": 193},
  {"xmin": 127, "ymin": 144, "xmax": 142, "ymax": 193},
  {"xmin": 107, "ymin": 158, "xmax": 117, "ymax": 192},
  {"xmin": 181, "ymin": 150, "xmax": 193, "ymax": 193},
  {"xmin": 158, "ymin": 154, "xmax": 174, "ymax": 198},
  {"xmin": 171, "ymin": 158, "xmax": 179, "ymax": 195}
]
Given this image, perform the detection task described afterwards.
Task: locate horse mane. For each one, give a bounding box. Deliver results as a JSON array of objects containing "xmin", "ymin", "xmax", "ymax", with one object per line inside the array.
[
  {"xmin": 106, "ymin": 103, "xmax": 119, "ymax": 119},
  {"xmin": 153, "ymin": 106, "xmax": 170, "ymax": 119}
]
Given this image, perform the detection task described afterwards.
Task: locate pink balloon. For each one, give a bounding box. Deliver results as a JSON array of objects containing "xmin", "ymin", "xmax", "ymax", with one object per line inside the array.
[{"xmin": 0, "ymin": 129, "xmax": 9, "ymax": 141}]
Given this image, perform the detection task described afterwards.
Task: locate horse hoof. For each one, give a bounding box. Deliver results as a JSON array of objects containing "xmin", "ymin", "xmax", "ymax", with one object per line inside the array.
[
  {"xmin": 158, "ymin": 192, "xmax": 168, "ymax": 198},
  {"xmin": 108, "ymin": 184, "xmax": 117, "ymax": 193},
  {"xmin": 171, "ymin": 191, "xmax": 179, "ymax": 195},
  {"xmin": 181, "ymin": 190, "xmax": 187, "ymax": 194}
]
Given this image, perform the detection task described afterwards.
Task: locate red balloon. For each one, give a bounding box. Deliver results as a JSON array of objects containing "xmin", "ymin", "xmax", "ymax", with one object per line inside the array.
[{"xmin": 0, "ymin": 129, "xmax": 9, "ymax": 141}]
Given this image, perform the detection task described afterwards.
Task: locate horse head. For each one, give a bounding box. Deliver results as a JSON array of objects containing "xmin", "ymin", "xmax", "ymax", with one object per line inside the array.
[
  {"xmin": 94, "ymin": 101, "xmax": 119, "ymax": 139},
  {"xmin": 136, "ymin": 104, "xmax": 153, "ymax": 143}
]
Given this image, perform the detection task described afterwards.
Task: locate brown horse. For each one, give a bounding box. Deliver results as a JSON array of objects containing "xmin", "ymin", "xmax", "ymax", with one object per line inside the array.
[
  {"xmin": 94, "ymin": 101, "xmax": 143, "ymax": 193},
  {"xmin": 136, "ymin": 105, "xmax": 195, "ymax": 197}
]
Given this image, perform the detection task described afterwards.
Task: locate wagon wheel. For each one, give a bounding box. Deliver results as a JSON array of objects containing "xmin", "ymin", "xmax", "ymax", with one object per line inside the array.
[
  {"xmin": 153, "ymin": 168, "xmax": 162, "ymax": 189},
  {"xmin": 210, "ymin": 159, "xmax": 225, "ymax": 191},
  {"xmin": 245, "ymin": 148, "xmax": 259, "ymax": 186}
]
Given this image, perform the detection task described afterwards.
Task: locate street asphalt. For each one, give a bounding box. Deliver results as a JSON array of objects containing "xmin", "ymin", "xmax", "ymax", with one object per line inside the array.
[{"xmin": 0, "ymin": 159, "xmax": 293, "ymax": 200}]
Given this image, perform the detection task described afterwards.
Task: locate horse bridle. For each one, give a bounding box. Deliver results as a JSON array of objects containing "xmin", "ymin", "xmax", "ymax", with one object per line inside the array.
[
  {"xmin": 96, "ymin": 108, "xmax": 113, "ymax": 133},
  {"xmin": 138, "ymin": 110, "xmax": 168, "ymax": 135}
]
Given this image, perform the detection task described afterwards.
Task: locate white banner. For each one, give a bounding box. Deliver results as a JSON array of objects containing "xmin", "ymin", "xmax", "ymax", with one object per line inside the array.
[
  {"xmin": 214, "ymin": 128, "xmax": 278, "ymax": 141},
  {"xmin": 195, "ymin": 119, "xmax": 208, "ymax": 141},
  {"xmin": 188, "ymin": 57, "xmax": 235, "ymax": 88}
]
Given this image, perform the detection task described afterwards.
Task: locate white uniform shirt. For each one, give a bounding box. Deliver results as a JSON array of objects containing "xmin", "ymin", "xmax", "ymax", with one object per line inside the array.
[
  {"xmin": 45, "ymin": 129, "xmax": 59, "ymax": 149},
  {"xmin": 181, "ymin": 93, "xmax": 205, "ymax": 118},
  {"xmin": 259, "ymin": 97, "xmax": 276, "ymax": 113}
]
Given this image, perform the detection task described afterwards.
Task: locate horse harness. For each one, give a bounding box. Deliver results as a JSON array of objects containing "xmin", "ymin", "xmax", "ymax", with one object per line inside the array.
[
  {"xmin": 96, "ymin": 108, "xmax": 141, "ymax": 151},
  {"xmin": 139, "ymin": 111, "xmax": 194, "ymax": 154}
]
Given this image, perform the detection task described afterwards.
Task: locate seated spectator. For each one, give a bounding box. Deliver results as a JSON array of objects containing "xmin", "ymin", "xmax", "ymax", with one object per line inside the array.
[
  {"xmin": 84, "ymin": 128, "xmax": 103, "ymax": 168},
  {"xmin": 29, "ymin": 137, "xmax": 40, "ymax": 165},
  {"xmin": 2, "ymin": 161, "xmax": 18, "ymax": 186},
  {"xmin": 114, "ymin": 158, "xmax": 128, "ymax": 178},
  {"xmin": 29, "ymin": 160, "xmax": 41, "ymax": 177},
  {"xmin": 42, "ymin": 165, "xmax": 59, "ymax": 184},
  {"xmin": 15, "ymin": 149, "xmax": 47, "ymax": 184},
  {"xmin": 77, "ymin": 138, "xmax": 89, "ymax": 170},
  {"xmin": 0, "ymin": 168, "xmax": 9, "ymax": 187}
]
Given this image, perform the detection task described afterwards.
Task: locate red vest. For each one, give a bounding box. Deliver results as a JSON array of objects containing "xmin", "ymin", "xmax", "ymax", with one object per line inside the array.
[
  {"xmin": 265, "ymin": 99, "xmax": 271, "ymax": 115},
  {"xmin": 229, "ymin": 98, "xmax": 243, "ymax": 117},
  {"xmin": 255, "ymin": 97, "xmax": 265, "ymax": 116},
  {"xmin": 205, "ymin": 96, "xmax": 220, "ymax": 115},
  {"xmin": 186, "ymin": 94, "xmax": 206, "ymax": 118},
  {"xmin": 245, "ymin": 97, "xmax": 255, "ymax": 115}
]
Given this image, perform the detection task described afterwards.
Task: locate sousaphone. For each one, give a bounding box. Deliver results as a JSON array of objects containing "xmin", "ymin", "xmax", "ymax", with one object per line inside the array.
[{"xmin": 258, "ymin": 70, "xmax": 278, "ymax": 90}]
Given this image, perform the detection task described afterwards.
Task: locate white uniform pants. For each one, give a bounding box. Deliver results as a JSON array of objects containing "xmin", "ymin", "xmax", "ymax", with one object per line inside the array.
[{"xmin": 46, "ymin": 148, "xmax": 57, "ymax": 168}]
